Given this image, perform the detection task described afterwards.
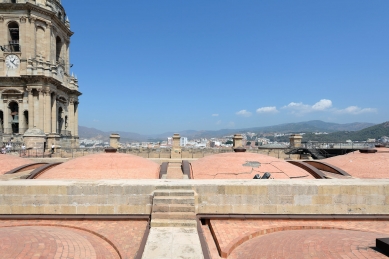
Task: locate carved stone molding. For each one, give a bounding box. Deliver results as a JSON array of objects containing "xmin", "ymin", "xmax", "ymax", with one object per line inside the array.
[
  {"xmin": 20, "ymin": 16, "xmax": 27, "ymax": 23},
  {"xmin": 0, "ymin": 16, "xmax": 4, "ymax": 23},
  {"xmin": 29, "ymin": 17, "xmax": 36, "ymax": 24}
]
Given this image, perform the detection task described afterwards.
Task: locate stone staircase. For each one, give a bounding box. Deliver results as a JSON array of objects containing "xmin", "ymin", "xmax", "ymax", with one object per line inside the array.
[{"xmin": 150, "ymin": 186, "xmax": 197, "ymax": 228}]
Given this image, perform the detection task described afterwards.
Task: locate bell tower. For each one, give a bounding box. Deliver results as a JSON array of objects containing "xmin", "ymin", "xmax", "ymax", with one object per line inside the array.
[{"xmin": 0, "ymin": 0, "xmax": 81, "ymax": 148}]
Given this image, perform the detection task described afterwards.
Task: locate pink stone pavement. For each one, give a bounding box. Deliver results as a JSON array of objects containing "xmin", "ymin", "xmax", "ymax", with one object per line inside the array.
[
  {"xmin": 191, "ymin": 153, "xmax": 314, "ymax": 179},
  {"xmin": 228, "ymin": 229, "xmax": 387, "ymax": 259},
  {"xmin": 0, "ymin": 219, "xmax": 148, "ymax": 259},
  {"xmin": 0, "ymin": 154, "xmax": 33, "ymax": 175},
  {"xmin": 324, "ymin": 151, "xmax": 389, "ymax": 179},
  {"xmin": 37, "ymin": 153, "xmax": 160, "ymax": 179},
  {"xmin": 207, "ymin": 218, "xmax": 389, "ymax": 258}
]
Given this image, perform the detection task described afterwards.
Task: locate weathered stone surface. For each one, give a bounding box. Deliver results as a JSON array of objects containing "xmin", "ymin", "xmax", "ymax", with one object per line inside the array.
[{"xmin": 0, "ymin": 179, "xmax": 388, "ymax": 215}]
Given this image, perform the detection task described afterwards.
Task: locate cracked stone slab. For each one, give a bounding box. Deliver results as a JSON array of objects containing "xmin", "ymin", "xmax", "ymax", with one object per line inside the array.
[{"xmin": 142, "ymin": 227, "xmax": 204, "ymax": 259}]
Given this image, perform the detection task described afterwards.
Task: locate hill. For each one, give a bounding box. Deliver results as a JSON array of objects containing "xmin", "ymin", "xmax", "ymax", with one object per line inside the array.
[
  {"xmin": 273, "ymin": 121, "xmax": 389, "ymax": 142},
  {"xmin": 78, "ymin": 120, "xmax": 376, "ymax": 142}
]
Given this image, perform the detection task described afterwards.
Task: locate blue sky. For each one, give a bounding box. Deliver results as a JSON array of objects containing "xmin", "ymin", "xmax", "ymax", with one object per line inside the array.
[{"xmin": 64, "ymin": 0, "xmax": 389, "ymax": 134}]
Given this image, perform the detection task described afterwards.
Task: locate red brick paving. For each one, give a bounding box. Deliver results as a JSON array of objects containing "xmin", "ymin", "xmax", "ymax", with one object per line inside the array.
[
  {"xmin": 37, "ymin": 153, "xmax": 160, "ymax": 179},
  {"xmin": 228, "ymin": 229, "xmax": 387, "ymax": 259},
  {"xmin": 191, "ymin": 153, "xmax": 314, "ymax": 179},
  {"xmin": 0, "ymin": 226, "xmax": 117, "ymax": 259},
  {"xmin": 0, "ymin": 219, "xmax": 148, "ymax": 259},
  {"xmin": 208, "ymin": 219, "xmax": 389, "ymax": 258}
]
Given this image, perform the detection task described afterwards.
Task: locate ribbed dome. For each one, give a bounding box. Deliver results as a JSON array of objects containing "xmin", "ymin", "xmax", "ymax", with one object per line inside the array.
[
  {"xmin": 191, "ymin": 152, "xmax": 314, "ymax": 179},
  {"xmin": 323, "ymin": 151, "xmax": 389, "ymax": 179},
  {"xmin": 0, "ymin": 155, "xmax": 33, "ymax": 175}
]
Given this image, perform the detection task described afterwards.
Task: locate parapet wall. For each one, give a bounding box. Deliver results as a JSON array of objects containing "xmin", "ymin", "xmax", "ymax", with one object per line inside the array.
[{"xmin": 0, "ymin": 179, "xmax": 388, "ymax": 215}]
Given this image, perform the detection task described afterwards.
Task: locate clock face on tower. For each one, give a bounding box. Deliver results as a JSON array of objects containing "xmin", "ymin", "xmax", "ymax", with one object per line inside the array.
[
  {"xmin": 5, "ymin": 54, "xmax": 20, "ymax": 69},
  {"xmin": 58, "ymin": 67, "xmax": 64, "ymax": 81}
]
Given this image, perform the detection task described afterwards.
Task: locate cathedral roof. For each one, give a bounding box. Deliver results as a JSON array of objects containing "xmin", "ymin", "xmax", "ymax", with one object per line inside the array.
[
  {"xmin": 191, "ymin": 152, "xmax": 314, "ymax": 179},
  {"xmin": 36, "ymin": 153, "xmax": 160, "ymax": 179},
  {"xmin": 323, "ymin": 150, "xmax": 389, "ymax": 179}
]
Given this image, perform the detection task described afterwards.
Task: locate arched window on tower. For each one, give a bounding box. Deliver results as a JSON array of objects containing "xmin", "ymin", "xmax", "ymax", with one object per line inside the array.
[
  {"xmin": 58, "ymin": 107, "xmax": 63, "ymax": 134},
  {"xmin": 8, "ymin": 22, "xmax": 20, "ymax": 52},
  {"xmin": 11, "ymin": 0, "xmax": 16, "ymax": 3},
  {"xmin": 56, "ymin": 36, "xmax": 63, "ymax": 64},
  {"xmin": 0, "ymin": 110, "xmax": 3, "ymax": 134},
  {"xmin": 9, "ymin": 102, "xmax": 19, "ymax": 134}
]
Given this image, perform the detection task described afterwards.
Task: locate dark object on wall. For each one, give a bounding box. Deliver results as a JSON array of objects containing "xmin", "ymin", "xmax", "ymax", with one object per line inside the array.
[
  {"xmin": 376, "ymin": 238, "xmax": 389, "ymax": 256},
  {"xmin": 262, "ymin": 172, "xmax": 271, "ymax": 179}
]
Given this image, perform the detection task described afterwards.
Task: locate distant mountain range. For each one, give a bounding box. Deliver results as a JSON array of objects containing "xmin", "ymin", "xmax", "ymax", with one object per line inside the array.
[
  {"xmin": 279, "ymin": 121, "xmax": 389, "ymax": 142},
  {"xmin": 78, "ymin": 120, "xmax": 376, "ymax": 142}
]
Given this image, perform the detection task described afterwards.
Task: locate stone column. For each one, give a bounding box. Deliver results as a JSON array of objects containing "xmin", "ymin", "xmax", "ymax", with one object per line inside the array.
[
  {"xmin": 18, "ymin": 100, "xmax": 25, "ymax": 134},
  {"xmin": 74, "ymin": 102, "xmax": 79, "ymax": 136},
  {"xmin": 27, "ymin": 88, "xmax": 34, "ymax": 129},
  {"xmin": 38, "ymin": 89, "xmax": 44, "ymax": 130},
  {"xmin": 51, "ymin": 93, "xmax": 57, "ymax": 133},
  {"xmin": 68, "ymin": 98, "xmax": 74, "ymax": 136},
  {"xmin": 3, "ymin": 101, "xmax": 9, "ymax": 134},
  {"xmin": 44, "ymin": 90, "xmax": 51, "ymax": 133}
]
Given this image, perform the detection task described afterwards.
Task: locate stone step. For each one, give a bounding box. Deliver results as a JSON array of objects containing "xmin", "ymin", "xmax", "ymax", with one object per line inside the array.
[
  {"xmin": 154, "ymin": 190, "xmax": 195, "ymax": 197},
  {"xmin": 153, "ymin": 204, "xmax": 195, "ymax": 213},
  {"xmin": 150, "ymin": 219, "xmax": 197, "ymax": 228},
  {"xmin": 156, "ymin": 185, "xmax": 193, "ymax": 190},
  {"xmin": 153, "ymin": 196, "xmax": 195, "ymax": 205},
  {"xmin": 152, "ymin": 212, "xmax": 196, "ymax": 220}
]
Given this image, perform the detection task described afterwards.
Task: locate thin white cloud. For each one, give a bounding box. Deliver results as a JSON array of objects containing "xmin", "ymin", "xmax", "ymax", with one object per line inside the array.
[
  {"xmin": 282, "ymin": 99, "xmax": 332, "ymax": 114},
  {"xmin": 335, "ymin": 106, "xmax": 377, "ymax": 115},
  {"xmin": 212, "ymin": 114, "xmax": 219, "ymax": 117},
  {"xmin": 312, "ymin": 99, "xmax": 332, "ymax": 111},
  {"xmin": 256, "ymin": 106, "xmax": 279, "ymax": 114},
  {"xmin": 236, "ymin": 110, "xmax": 252, "ymax": 117},
  {"xmin": 228, "ymin": 121, "xmax": 235, "ymax": 127},
  {"xmin": 216, "ymin": 120, "xmax": 222, "ymax": 125}
]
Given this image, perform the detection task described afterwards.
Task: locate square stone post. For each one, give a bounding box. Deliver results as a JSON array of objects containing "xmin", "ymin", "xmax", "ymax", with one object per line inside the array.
[
  {"xmin": 233, "ymin": 134, "xmax": 243, "ymax": 148},
  {"xmin": 289, "ymin": 134, "xmax": 303, "ymax": 148},
  {"xmin": 110, "ymin": 133, "xmax": 120, "ymax": 149},
  {"xmin": 171, "ymin": 133, "xmax": 182, "ymax": 158}
]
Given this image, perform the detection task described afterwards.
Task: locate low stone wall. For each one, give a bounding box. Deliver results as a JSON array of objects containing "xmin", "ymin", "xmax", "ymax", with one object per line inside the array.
[{"xmin": 0, "ymin": 179, "xmax": 388, "ymax": 215}]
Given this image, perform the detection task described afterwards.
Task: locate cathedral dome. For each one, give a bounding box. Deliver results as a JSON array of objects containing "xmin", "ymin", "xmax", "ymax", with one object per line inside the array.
[
  {"xmin": 36, "ymin": 153, "xmax": 160, "ymax": 179},
  {"xmin": 0, "ymin": 155, "xmax": 33, "ymax": 175},
  {"xmin": 323, "ymin": 151, "xmax": 389, "ymax": 179},
  {"xmin": 191, "ymin": 152, "xmax": 314, "ymax": 179}
]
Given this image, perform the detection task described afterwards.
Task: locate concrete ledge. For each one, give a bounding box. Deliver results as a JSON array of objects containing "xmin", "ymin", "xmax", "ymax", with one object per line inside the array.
[{"xmin": 0, "ymin": 179, "xmax": 388, "ymax": 215}]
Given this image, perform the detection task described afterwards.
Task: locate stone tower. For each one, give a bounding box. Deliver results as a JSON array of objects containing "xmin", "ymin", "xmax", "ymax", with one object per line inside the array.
[{"xmin": 0, "ymin": 0, "xmax": 81, "ymax": 148}]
